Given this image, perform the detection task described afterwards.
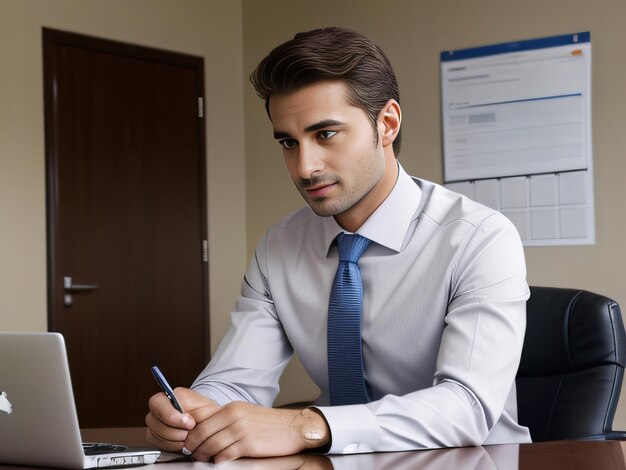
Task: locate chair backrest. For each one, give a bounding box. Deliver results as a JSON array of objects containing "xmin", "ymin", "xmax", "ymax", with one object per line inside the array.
[{"xmin": 516, "ymin": 286, "xmax": 626, "ymax": 441}]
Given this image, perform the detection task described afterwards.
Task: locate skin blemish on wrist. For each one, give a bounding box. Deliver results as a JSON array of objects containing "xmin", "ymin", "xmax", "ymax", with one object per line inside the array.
[
  {"xmin": 305, "ymin": 430, "xmax": 323, "ymax": 440},
  {"xmin": 298, "ymin": 409, "xmax": 327, "ymax": 443}
]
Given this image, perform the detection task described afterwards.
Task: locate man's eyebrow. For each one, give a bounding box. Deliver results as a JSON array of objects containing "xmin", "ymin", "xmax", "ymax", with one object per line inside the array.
[
  {"xmin": 273, "ymin": 130, "xmax": 291, "ymax": 140},
  {"xmin": 304, "ymin": 119, "xmax": 345, "ymax": 133},
  {"xmin": 273, "ymin": 119, "xmax": 345, "ymax": 140}
]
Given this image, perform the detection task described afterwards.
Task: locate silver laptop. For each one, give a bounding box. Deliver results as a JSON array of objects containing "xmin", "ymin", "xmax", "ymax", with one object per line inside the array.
[{"xmin": 0, "ymin": 332, "xmax": 160, "ymax": 468}]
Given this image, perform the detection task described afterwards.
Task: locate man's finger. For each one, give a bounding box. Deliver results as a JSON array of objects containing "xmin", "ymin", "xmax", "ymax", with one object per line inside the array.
[
  {"xmin": 145, "ymin": 411, "xmax": 190, "ymax": 443},
  {"xmin": 144, "ymin": 425, "xmax": 186, "ymax": 453},
  {"xmin": 213, "ymin": 440, "xmax": 246, "ymax": 464},
  {"xmin": 183, "ymin": 406, "xmax": 236, "ymax": 456},
  {"xmin": 187, "ymin": 425, "xmax": 241, "ymax": 462},
  {"xmin": 148, "ymin": 391, "xmax": 196, "ymax": 430}
]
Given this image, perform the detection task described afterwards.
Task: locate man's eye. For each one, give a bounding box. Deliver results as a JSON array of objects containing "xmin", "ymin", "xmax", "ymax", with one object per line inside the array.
[
  {"xmin": 279, "ymin": 139, "xmax": 297, "ymax": 149},
  {"xmin": 318, "ymin": 130, "xmax": 337, "ymax": 140}
]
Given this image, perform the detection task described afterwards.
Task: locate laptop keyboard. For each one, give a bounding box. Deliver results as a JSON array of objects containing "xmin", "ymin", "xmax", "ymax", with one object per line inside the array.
[{"xmin": 83, "ymin": 443, "xmax": 129, "ymax": 455}]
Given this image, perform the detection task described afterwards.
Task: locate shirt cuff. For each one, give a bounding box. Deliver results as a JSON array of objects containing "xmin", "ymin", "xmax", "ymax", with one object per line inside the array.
[{"xmin": 313, "ymin": 404, "xmax": 380, "ymax": 454}]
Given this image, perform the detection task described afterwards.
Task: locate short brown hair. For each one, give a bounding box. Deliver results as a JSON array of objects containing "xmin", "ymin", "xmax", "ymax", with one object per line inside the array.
[{"xmin": 250, "ymin": 27, "xmax": 401, "ymax": 155}]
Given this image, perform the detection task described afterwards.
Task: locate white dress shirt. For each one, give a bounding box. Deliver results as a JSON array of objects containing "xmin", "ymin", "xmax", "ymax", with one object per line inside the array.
[{"xmin": 192, "ymin": 164, "xmax": 532, "ymax": 453}]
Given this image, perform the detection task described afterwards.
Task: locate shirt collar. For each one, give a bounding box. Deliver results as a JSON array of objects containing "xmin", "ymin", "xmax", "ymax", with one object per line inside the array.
[{"xmin": 321, "ymin": 163, "xmax": 422, "ymax": 255}]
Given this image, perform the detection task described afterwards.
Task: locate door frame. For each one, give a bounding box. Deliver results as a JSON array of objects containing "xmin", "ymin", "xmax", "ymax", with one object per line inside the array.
[{"xmin": 42, "ymin": 27, "xmax": 210, "ymax": 354}]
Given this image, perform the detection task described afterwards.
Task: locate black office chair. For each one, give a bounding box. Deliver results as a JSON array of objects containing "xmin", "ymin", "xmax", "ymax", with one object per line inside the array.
[{"xmin": 516, "ymin": 286, "xmax": 626, "ymax": 441}]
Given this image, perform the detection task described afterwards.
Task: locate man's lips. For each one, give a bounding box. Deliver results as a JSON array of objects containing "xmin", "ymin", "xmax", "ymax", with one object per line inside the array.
[{"xmin": 305, "ymin": 183, "xmax": 336, "ymax": 198}]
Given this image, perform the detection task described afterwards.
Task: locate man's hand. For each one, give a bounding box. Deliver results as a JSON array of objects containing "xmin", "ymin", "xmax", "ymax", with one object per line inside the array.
[
  {"xmin": 183, "ymin": 402, "xmax": 330, "ymax": 463},
  {"xmin": 145, "ymin": 387, "xmax": 220, "ymax": 453}
]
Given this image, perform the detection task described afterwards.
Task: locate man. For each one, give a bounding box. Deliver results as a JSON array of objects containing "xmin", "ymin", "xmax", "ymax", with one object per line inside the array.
[{"xmin": 146, "ymin": 27, "xmax": 531, "ymax": 462}]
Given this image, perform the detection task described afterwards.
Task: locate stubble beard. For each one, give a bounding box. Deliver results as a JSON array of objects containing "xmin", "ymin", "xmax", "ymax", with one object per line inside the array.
[
  {"xmin": 296, "ymin": 145, "xmax": 386, "ymax": 218},
  {"xmin": 297, "ymin": 175, "xmax": 347, "ymax": 217},
  {"xmin": 297, "ymin": 169, "xmax": 381, "ymax": 218}
]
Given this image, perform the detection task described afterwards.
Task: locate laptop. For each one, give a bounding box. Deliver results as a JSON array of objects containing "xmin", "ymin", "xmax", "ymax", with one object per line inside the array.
[{"xmin": 0, "ymin": 332, "xmax": 161, "ymax": 468}]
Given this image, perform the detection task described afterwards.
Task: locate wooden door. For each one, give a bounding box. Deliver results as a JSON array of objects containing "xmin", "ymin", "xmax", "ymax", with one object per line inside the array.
[{"xmin": 43, "ymin": 28, "xmax": 209, "ymax": 427}]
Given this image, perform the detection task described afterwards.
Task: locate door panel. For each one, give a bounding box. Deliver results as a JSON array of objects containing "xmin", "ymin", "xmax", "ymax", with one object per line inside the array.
[{"xmin": 43, "ymin": 29, "xmax": 208, "ymax": 427}]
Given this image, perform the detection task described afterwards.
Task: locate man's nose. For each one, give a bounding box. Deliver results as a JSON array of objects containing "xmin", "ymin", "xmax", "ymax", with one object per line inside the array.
[{"xmin": 296, "ymin": 144, "xmax": 324, "ymax": 180}]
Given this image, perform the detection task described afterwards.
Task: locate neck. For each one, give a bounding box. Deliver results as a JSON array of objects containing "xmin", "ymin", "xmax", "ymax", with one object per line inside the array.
[{"xmin": 334, "ymin": 154, "xmax": 399, "ymax": 232}]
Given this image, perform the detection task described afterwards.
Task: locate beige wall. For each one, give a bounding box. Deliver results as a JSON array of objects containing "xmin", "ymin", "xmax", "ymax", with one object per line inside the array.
[
  {"xmin": 0, "ymin": 0, "xmax": 247, "ymax": 353},
  {"xmin": 242, "ymin": 0, "xmax": 626, "ymax": 423},
  {"xmin": 2, "ymin": 0, "xmax": 626, "ymax": 433}
]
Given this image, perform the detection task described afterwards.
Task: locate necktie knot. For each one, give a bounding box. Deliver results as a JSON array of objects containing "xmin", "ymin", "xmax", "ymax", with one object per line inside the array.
[{"xmin": 337, "ymin": 233, "xmax": 371, "ymax": 264}]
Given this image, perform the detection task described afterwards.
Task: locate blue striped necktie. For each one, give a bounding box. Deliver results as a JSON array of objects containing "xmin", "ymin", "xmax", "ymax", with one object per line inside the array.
[{"xmin": 327, "ymin": 233, "xmax": 372, "ymax": 406}]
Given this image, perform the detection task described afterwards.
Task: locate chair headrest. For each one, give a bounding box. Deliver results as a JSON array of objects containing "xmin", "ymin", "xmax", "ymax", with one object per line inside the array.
[{"xmin": 517, "ymin": 286, "xmax": 626, "ymax": 376}]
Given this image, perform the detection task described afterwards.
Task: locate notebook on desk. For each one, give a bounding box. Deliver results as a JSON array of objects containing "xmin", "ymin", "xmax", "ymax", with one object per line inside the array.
[{"xmin": 0, "ymin": 332, "xmax": 161, "ymax": 469}]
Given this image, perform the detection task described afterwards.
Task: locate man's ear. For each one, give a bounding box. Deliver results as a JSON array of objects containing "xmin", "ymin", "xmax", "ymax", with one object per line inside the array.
[{"xmin": 378, "ymin": 99, "xmax": 401, "ymax": 148}]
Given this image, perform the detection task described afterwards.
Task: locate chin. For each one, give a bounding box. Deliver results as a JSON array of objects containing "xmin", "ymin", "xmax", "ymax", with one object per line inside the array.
[
  {"xmin": 309, "ymin": 206, "xmax": 335, "ymax": 217},
  {"xmin": 308, "ymin": 200, "xmax": 352, "ymax": 218}
]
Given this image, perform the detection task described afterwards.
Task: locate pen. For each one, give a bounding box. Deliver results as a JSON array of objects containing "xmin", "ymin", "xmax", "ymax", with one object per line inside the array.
[{"xmin": 151, "ymin": 365, "xmax": 185, "ymax": 413}]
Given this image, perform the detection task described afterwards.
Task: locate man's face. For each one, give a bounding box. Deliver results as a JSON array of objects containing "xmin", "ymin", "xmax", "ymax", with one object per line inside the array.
[{"xmin": 269, "ymin": 81, "xmax": 390, "ymax": 226}]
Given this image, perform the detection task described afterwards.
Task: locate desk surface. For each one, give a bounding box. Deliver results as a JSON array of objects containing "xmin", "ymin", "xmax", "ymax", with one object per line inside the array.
[
  {"xmin": 79, "ymin": 428, "xmax": 626, "ymax": 470},
  {"xmin": 2, "ymin": 427, "xmax": 625, "ymax": 469}
]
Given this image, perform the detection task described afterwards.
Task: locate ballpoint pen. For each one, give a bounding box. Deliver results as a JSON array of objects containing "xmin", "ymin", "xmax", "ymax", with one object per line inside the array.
[
  {"xmin": 151, "ymin": 366, "xmax": 185, "ymax": 413},
  {"xmin": 151, "ymin": 366, "xmax": 193, "ymax": 456}
]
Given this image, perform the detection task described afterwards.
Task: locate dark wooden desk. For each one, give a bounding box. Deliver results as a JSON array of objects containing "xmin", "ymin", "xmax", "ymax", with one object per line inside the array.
[
  {"xmin": 3, "ymin": 428, "xmax": 625, "ymax": 469},
  {"xmin": 83, "ymin": 428, "xmax": 626, "ymax": 470}
]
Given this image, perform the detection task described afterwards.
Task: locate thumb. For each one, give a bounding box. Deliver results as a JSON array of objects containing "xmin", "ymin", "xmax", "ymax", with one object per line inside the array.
[{"xmin": 174, "ymin": 387, "xmax": 221, "ymax": 421}]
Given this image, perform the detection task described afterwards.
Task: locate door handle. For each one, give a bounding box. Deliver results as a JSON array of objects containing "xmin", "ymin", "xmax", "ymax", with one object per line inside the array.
[{"xmin": 64, "ymin": 276, "xmax": 99, "ymax": 307}]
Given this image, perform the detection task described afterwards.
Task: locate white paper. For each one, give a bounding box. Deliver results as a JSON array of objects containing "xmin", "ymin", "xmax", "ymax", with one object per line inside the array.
[
  {"xmin": 500, "ymin": 177, "xmax": 528, "ymax": 209},
  {"xmin": 559, "ymin": 171, "xmax": 587, "ymax": 205},
  {"xmin": 531, "ymin": 208, "xmax": 559, "ymax": 239},
  {"xmin": 441, "ymin": 37, "xmax": 592, "ymax": 182},
  {"xmin": 440, "ymin": 33, "xmax": 594, "ymax": 246},
  {"xmin": 530, "ymin": 174, "xmax": 558, "ymax": 207},
  {"xmin": 473, "ymin": 179, "xmax": 499, "ymax": 210},
  {"xmin": 560, "ymin": 207, "xmax": 587, "ymax": 238}
]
